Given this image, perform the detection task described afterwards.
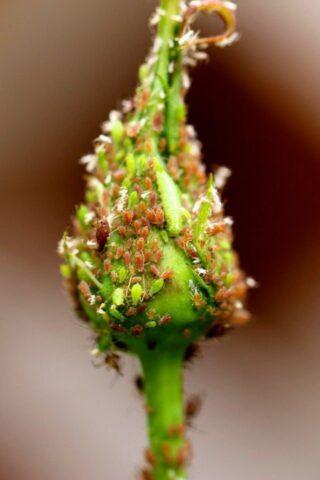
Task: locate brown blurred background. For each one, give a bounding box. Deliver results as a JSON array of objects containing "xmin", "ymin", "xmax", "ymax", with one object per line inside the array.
[{"xmin": 1, "ymin": 1, "xmax": 320, "ymax": 479}]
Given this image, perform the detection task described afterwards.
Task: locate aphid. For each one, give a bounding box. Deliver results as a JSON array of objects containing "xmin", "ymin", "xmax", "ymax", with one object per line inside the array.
[
  {"xmin": 140, "ymin": 468, "xmax": 154, "ymax": 480},
  {"xmin": 186, "ymin": 246, "xmax": 198, "ymax": 258},
  {"xmin": 150, "ymin": 264, "xmax": 160, "ymax": 277},
  {"xmin": 126, "ymin": 121, "xmax": 142, "ymax": 138},
  {"xmin": 152, "ymin": 111, "xmax": 164, "ymax": 132},
  {"xmin": 159, "ymin": 137, "xmax": 167, "ymax": 151},
  {"xmin": 110, "ymin": 270, "xmax": 118, "ymax": 283},
  {"xmin": 134, "ymin": 219, "xmax": 142, "ymax": 234},
  {"xmin": 131, "ymin": 283, "xmax": 143, "ymax": 305},
  {"xmin": 205, "ymin": 322, "xmax": 231, "ymax": 339},
  {"xmin": 193, "ymin": 291, "xmax": 206, "ymax": 309},
  {"xmin": 131, "ymin": 276, "xmax": 142, "ymax": 284},
  {"xmin": 134, "ymin": 184, "xmax": 142, "ymax": 196},
  {"xmin": 118, "ymin": 225, "xmax": 126, "ymax": 237},
  {"xmin": 206, "ymin": 222, "xmax": 225, "ymax": 236},
  {"xmin": 95, "ymin": 219, "xmax": 110, "ymax": 252},
  {"xmin": 151, "ymin": 239, "xmax": 159, "ymax": 251},
  {"xmin": 123, "ymin": 210, "xmax": 133, "ymax": 225},
  {"xmin": 111, "ymin": 183, "xmax": 120, "ymax": 199},
  {"xmin": 185, "ymin": 395, "xmax": 202, "ymax": 425},
  {"xmin": 144, "ymin": 448, "xmax": 155, "ymax": 466},
  {"xmin": 153, "ymin": 250, "xmax": 163, "ymax": 263},
  {"xmin": 140, "ymin": 226, "xmax": 150, "ymax": 238},
  {"xmin": 110, "ymin": 323, "xmax": 127, "ymax": 333},
  {"xmin": 124, "ymin": 251, "xmax": 131, "ymax": 266},
  {"xmin": 147, "ymin": 308, "xmax": 156, "ymax": 320},
  {"xmin": 131, "ymin": 324, "xmax": 144, "ymax": 336},
  {"xmin": 183, "ymin": 328, "xmax": 191, "ymax": 338},
  {"xmin": 149, "ymin": 191, "xmax": 157, "ymax": 206},
  {"xmin": 184, "ymin": 343, "xmax": 200, "ymax": 363},
  {"xmin": 215, "ymin": 287, "xmax": 233, "ymax": 303},
  {"xmin": 104, "ymin": 259, "xmax": 111, "ymax": 272},
  {"xmin": 149, "ymin": 278, "xmax": 164, "ymax": 296},
  {"xmin": 138, "ymin": 303, "xmax": 147, "ymax": 313},
  {"xmin": 141, "ymin": 217, "xmax": 149, "ymax": 228},
  {"xmin": 232, "ymin": 281, "xmax": 248, "ymax": 300},
  {"xmin": 79, "ymin": 280, "xmax": 91, "ymax": 300},
  {"xmin": 136, "ymin": 237, "xmax": 145, "ymax": 251},
  {"xmin": 169, "ymin": 423, "xmax": 185, "ymax": 438},
  {"xmin": 115, "ymin": 246, "xmax": 124, "ymax": 259},
  {"xmin": 154, "ymin": 206, "xmax": 165, "ymax": 224},
  {"xmin": 230, "ymin": 308, "xmax": 250, "ymax": 326},
  {"xmin": 159, "ymin": 314, "xmax": 172, "ymax": 325},
  {"xmin": 144, "ymin": 177, "xmax": 153, "ymax": 190},
  {"xmin": 135, "ymin": 89, "xmax": 151, "ymax": 109},
  {"xmin": 134, "ymin": 252, "xmax": 145, "ymax": 272},
  {"xmin": 134, "ymin": 374, "xmax": 144, "ymax": 394},
  {"xmin": 161, "ymin": 270, "xmax": 174, "ymax": 280},
  {"xmin": 167, "ymin": 155, "xmax": 180, "ymax": 180},
  {"xmin": 176, "ymin": 442, "xmax": 191, "ymax": 467},
  {"xmin": 144, "ymin": 250, "xmax": 151, "ymax": 262},
  {"xmin": 113, "ymin": 169, "xmax": 126, "ymax": 182},
  {"xmin": 105, "ymin": 353, "xmax": 122, "ymax": 374},
  {"xmin": 125, "ymin": 307, "xmax": 137, "ymax": 317},
  {"xmin": 162, "ymin": 443, "xmax": 173, "ymax": 464},
  {"xmin": 146, "ymin": 209, "xmax": 155, "ymax": 222},
  {"xmin": 139, "ymin": 201, "xmax": 147, "ymax": 214}
]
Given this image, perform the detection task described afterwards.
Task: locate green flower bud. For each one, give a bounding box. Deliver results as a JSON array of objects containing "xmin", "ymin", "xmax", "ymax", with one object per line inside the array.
[{"xmin": 59, "ymin": 1, "xmax": 249, "ymax": 478}]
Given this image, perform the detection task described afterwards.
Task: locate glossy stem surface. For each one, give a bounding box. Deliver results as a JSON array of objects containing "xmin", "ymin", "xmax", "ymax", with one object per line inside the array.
[{"xmin": 139, "ymin": 345, "xmax": 188, "ymax": 480}]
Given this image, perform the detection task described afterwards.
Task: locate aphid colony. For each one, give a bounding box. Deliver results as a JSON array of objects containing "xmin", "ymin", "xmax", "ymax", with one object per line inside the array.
[
  {"xmin": 59, "ymin": 2, "xmax": 253, "ymax": 479},
  {"xmin": 59, "ymin": 0, "xmax": 251, "ymax": 360}
]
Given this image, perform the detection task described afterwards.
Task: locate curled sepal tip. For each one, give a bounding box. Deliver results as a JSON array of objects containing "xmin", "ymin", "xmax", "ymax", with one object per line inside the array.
[{"xmin": 183, "ymin": 0, "xmax": 239, "ymax": 48}]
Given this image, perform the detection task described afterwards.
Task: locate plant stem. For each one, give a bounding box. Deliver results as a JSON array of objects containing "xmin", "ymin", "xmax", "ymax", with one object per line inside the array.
[
  {"xmin": 156, "ymin": 0, "xmax": 185, "ymax": 154},
  {"xmin": 139, "ymin": 344, "xmax": 188, "ymax": 480},
  {"xmin": 144, "ymin": 0, "xmax": 183, "ymax": 156},
  {"xmin": 156, "ymin": 0, "xmax": 181, "ymax": 82}
]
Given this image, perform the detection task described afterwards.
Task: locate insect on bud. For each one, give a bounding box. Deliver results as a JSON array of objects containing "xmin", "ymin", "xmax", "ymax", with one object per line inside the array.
[{"xmin": 59, "ymin": 2, "xmax": 251, "ymax": 479}]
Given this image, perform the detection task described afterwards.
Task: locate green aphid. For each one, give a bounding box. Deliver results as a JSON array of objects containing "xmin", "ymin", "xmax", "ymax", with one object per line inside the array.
[
  {"xmin": 145, "ymin": 320, "xmax": 157, "ymax": 328},
  {"xmin": 60, "ymin": 264, "xmax": 72, "ymax": 279},
  {"xmin": 149, "ymin": 278, "xmax": 164, "ymax": 296},
  {"xmin": 118, "ymin": 266, "xmax": 128, "ymax": 283},
  {"xmin": 131, "ymin": 283, "xmax": 143, "ymax": 305},
  {"xmin": 112, "ymin": 288, "xmax": 125, "ymax": 306}
]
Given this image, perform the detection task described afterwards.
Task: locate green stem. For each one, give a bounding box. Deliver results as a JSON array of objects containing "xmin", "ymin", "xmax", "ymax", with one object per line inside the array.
[
  {"xmin": 139, "ymin": 344, "xmax": 188, "ymax": 480},
  {"xmin": 138, "ymin": 0, "xmax": 182, "ymax": 156},
  {"xmin": 156, "ymin": 0, "xmax": 181, "ymax": 82},
  {"xmin": 156, "ymin": 0, "xmax": 185, "ymax": 155}
]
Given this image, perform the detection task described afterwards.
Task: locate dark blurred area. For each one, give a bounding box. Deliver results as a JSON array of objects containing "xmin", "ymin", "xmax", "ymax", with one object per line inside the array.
[{"xmin": 1, "ymin": 1, "xmax": 319, "ymax": 479}]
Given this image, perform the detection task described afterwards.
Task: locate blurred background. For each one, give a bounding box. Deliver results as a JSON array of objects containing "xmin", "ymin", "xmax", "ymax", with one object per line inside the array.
[{"xmin": 1, "ymin": 1, "xmax": 320, "ymax": 479}]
